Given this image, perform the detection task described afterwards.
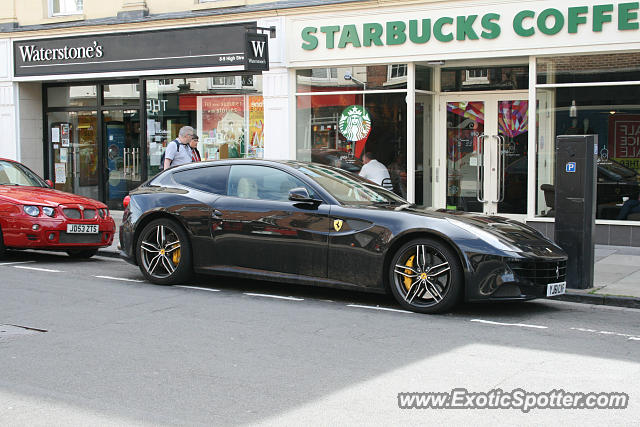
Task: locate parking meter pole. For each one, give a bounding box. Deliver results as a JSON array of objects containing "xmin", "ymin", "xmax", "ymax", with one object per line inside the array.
[{"xmin": 554, "ymin": 135, "xmax": 597, "ymax": 289}]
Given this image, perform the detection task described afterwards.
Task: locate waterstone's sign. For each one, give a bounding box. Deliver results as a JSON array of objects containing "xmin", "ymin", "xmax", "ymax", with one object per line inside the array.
[
  {"xmin": 292, "ymin": 1, "xmax": 640, "ymax": 62},
  {"xmin": 14, "ymin": 22, "xmax": 267, "ymax": 77}
]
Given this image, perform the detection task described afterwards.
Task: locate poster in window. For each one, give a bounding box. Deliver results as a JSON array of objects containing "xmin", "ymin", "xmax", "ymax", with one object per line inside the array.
[
  {"xmin": 196, "ymin": 95, "xmax": 245, "ymax": 160},
  {"xmin": 248, "ymin": 96, "xmax": 264, "ymax": 158},
  {"xmin": 54, "ymin": 162, "xmax": 66, "ymax": 184},
  {"xmin": 61, "ymin": 123, "xmax": 70, "ymax": 147},
  {"xmin": 608, "ymin": 114, "xmax": 640, "ymax": 174}
]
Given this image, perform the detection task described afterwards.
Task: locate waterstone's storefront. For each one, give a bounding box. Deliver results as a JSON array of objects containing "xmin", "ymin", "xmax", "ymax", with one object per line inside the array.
[
  {"xmin": 288, "ymin": 0, "xmax": 640, "ymax": 245},
  {"xmin": 13, "ymin": 23, "xmax": 270, "ymax": 210}
]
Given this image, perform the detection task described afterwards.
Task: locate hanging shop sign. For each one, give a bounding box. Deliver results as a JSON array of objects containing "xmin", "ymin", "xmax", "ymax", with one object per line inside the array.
[
  {"xmin": 245, "ymin": 32, "xmax": 269, "ymax": 72},
  {"xmin": 291, "ymin": 1, "xmax": 639, "ymax": 63},
  {"xmin": 14, "ymin": 22, "xmax": 267, "ymax": 77}
]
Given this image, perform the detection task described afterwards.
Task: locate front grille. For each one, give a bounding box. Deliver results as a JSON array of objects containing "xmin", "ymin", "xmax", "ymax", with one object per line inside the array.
[
  {"xmin": 63, "ymin": 208, "xmax": 81, "ymax": 219},
  {"xmin": 83, "ymin": 209, "xmax": 96, "ymax": 219},
  {"xmin": 508, "ymin": 260, "xmax": 567, "ymax": 286},
  {"xmin": 58, "ymin": 233, "xmax": 102, "ymax": 244}
]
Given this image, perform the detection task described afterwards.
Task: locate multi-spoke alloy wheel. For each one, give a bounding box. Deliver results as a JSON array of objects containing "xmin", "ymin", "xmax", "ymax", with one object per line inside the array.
[
  {"xmin": 136, "ymin": 218, "xmax": 192, "ymax": 285},
  {"xmin": 389, "ymin": 238, "xmax": 463, "ymax": 313}
]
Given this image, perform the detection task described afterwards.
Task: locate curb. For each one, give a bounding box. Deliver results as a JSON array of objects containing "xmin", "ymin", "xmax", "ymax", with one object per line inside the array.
[{"xmin": 558, "ymin": 292, "xmax": 640, "ymax": 309}]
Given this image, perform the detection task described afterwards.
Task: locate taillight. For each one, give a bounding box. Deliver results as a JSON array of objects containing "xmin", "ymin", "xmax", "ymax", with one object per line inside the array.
[{"xmin": 123, "ymin": 195, "xmax": 130, "ymax": 209}]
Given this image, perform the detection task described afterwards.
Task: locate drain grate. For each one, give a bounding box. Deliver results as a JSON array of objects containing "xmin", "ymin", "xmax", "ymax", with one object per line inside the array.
[{"xmin": 0, "ymin": 324, "xmax": 47, "ymax": 338}]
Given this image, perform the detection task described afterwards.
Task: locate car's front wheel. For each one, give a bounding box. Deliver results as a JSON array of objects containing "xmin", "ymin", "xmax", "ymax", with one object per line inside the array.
[
  {"xmin": 389, "ymin": 238, "xmax": 463, "ymax": 313},
  {"xmin": 136, "ymin": 218, "xmax": 192, "ymax": 285}
]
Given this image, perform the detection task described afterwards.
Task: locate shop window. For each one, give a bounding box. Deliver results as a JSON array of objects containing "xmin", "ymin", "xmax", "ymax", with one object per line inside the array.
[
  {"xmin": 50, "ymin": 0, "xmax": 83, "ymax": 16},
  {"xmin": 47, "ymin": 85, "xmax": 96, "ymax": 107},
  {"xmin": 145, "ymin": 75, "xmax": 264, "ymax": 176},
  {"xmin": 297, "ymin": 65, "xmax": 408, "ymax": 93},
  {"xmin": 536, "ymin": 84, "xmax": 640, "ymax": 221},
  {"xmin": 103, "ymin": 83, "xmax": 140, "ymax": 107},
  {"xmin": 441, "ymin": 66, "xmax": 528, "ymax": 92},
  {"xmin": 537, "ymin": 52, "xmax": 640, "ymax": 85}
]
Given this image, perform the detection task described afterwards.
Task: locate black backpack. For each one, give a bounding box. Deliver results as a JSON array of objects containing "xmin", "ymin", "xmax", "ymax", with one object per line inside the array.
[{"xmin": 159, "ymin": 139, "xmax": 181, "ymax": 170}]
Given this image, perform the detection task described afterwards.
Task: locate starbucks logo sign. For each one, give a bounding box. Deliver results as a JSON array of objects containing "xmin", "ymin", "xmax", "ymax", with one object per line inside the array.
[{"xmin": 339, "ymin": 105, "xmax": 371, "ymax": 141}]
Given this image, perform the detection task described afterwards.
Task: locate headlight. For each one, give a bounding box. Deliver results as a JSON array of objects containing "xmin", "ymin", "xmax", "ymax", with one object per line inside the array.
[
  {"xmin": 42, "ymin": 207, "xmax": 55, "ymax": 217},
  {"xmin": 23, "ymin": 205, "xmax": 40, "ymax": 217},
  {"xmin": 446, "ymin": 218, "xmax": 519, "ymax": 252}
]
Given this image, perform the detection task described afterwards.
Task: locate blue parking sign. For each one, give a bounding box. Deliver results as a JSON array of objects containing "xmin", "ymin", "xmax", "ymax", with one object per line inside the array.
[{"xmin": 566, "ymin": 162, "xmax": 576, "ymax": 173}]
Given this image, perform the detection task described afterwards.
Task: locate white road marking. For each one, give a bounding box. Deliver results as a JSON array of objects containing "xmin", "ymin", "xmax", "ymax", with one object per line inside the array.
[
  {"xmin": 244, "ymin": 293, "xmax": 303, "ymax": 301},
  {"xmin": 0, "ymin": 261, "xmax": 36, "ymax": 266},
  {"xmin": 13, "ymin": 266, "xmax": 62, "ymax": 273},
  {"xmin": 346, "ymin": 304, "xmax": 413, "ymax": 314},
  {"xmin": 175, "ymin": 285, "xmax": 221, "ymax": 292},
  {"xmin": 94, "ymin": 275, "xmax": 145, "ymax": 283},
  {"xmin": 470, "ymin": 319, "xmax": 548, "ymax": 329},
  {"xmin": 570, "ymin": 327, "xmax": 640, "ymax": 341}
]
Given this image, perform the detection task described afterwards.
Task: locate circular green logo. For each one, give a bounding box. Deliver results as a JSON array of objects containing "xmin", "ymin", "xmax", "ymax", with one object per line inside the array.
[{"xmin": 339, "ymin": 105, "xmax": 371, "ymax": 141}]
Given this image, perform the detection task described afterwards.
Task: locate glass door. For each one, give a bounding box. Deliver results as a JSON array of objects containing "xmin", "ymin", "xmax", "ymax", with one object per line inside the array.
[
  {"xmin": 103, "ymin": 109, "xmax": 142, "ymax": 209},
  {"xmin": 47, "ymin": 111, "xmax": 99, "ymax": 200},
  {"xmin": 443, "ymin": 93, "xmax": 528, "ymax": 216}
]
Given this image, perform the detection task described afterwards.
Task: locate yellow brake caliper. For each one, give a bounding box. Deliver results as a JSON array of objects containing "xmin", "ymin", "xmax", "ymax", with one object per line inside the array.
[
  {"xmin": 172, "ymin": 248, "xmax": 181, "ymax": 265},
  {"xmin": 404, "ymin": 255, "xmax": 415, "ymax": 290}
]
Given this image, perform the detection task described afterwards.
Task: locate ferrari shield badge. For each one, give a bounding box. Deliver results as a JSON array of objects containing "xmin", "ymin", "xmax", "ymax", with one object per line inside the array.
[{"xmin": 333, "ymin": 219, "xmax": 343, "ymax": 232}]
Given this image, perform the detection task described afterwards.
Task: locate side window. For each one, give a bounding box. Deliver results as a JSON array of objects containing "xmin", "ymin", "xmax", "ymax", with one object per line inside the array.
[
  {"xmin": 172, "ymin": 165, "xmax": 229, "ymax": 194},
  {"xmin": 228, "ymin": 165, "xmax": 316, "ymax": 201}
]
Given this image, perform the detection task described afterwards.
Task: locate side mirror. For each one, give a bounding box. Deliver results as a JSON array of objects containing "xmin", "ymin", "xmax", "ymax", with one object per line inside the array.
[
  {"xmin": 45, "ymin": 179, "xmax": 54, "ymax": 188},
  {"xmin": 289, "ymin": 187, "xmax": 322, "ymax": 205}
]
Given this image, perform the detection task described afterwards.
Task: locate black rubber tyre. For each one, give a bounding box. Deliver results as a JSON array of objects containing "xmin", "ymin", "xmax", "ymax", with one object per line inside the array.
[
  {"xmin": 136, "ymin": 218, "xmax": 192, "ymax": 285},
  {"xmin": 388, "ymin": 238, "xmax": 463, "ymax": 314},
  {"xmin": 66, "ymin": 248, "xmax": 98, "ymax": 259}
]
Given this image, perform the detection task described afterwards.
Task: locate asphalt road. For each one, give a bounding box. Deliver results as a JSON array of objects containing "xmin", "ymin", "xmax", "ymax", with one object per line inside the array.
[{"xmin": 0, "ymin": 250, "xmax": 639, "ymax": 426}]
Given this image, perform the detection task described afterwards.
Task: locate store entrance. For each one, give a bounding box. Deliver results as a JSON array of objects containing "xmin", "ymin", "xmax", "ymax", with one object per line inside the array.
[
  {"xmin": 442, "ymin": 93, "xmax": 529, "ymax": 215},
  {"xmin": 103, "ymin": 109, "xmax": 142, "ymax": 210}
]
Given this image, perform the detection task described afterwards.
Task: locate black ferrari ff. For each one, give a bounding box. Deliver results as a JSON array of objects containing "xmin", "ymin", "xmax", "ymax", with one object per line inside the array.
[{"xmin": 119, "ymin": 160, "xmax": 567, "ymax": 313}]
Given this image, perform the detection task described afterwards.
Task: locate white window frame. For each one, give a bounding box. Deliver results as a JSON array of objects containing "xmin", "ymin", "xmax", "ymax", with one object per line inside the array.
[
  {"xmin": 388, "ymin": 64, "xmax": 408, "ymax": 81},
  {"xmin": 463, "ymin": 68, "xmax": 490, "ymax": 85},
  {"xmin": 208, "ymin": 76, "xmax": 256, "ymax": 89},
  {"xmin": 49, "ymin": 0, "xmax": 83, "ymax": 17}
]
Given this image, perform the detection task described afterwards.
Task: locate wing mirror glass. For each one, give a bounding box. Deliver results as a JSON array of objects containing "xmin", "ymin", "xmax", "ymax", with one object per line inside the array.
[{"xmin": 289, "ymin": 187, "xmax": 322, "ymax": 205}]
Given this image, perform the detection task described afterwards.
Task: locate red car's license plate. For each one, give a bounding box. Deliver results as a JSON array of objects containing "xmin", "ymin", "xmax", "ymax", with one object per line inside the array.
[{"xmin": 66, "ymin": 224, "xmax": 99, "ymax": 234}]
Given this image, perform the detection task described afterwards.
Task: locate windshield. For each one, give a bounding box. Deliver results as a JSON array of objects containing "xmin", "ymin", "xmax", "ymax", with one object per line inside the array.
[
  {"xmin": 296, "ymin": 163, "xmax": 407, "ymax": 205},
  {"xmin": 0, "ymin": 160, "xmax": 46, "ymax": 187}
]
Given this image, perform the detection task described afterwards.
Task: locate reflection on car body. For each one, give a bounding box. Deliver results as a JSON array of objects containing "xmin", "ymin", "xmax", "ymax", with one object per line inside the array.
[{"xmin": 120, "ymin": 159, "xmax": 567, "ymax": 313}]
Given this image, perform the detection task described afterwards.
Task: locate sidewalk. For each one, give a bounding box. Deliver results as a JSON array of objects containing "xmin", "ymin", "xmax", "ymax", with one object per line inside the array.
[{"xmin": 99, "ymin": 211, "xmax": 640, "ymax": 309}]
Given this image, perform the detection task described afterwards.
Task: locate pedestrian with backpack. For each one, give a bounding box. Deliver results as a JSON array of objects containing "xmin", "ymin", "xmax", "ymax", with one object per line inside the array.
[{"xmin": 162, "ymin": 126, "xmax": 197, "ymax": 170}]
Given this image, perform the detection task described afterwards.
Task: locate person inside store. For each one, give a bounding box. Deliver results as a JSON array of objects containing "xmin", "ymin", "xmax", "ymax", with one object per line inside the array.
[
  {"xmin": 190, "ymin": 134, "xmax": 202, "ymax": 162},
  {"xmin": 359, "ymin": 151, "xmax": 394, "ymax": 191},
  {"xmin": 616, "ymin": 191, "xmax": 640, "ymax": 220},
  {"xmin": 163, "ymin": 126, "xmax": 196, "ymax": 169}
]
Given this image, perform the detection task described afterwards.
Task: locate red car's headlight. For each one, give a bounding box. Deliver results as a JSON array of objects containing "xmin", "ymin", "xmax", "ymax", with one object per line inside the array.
[
  {"xmin": 23, "ymin": 205, "xmax": 40, "ymax": 217},
  {"xmin": 42, "ymin": 207, "xmax": 56, "ymax": 217}
]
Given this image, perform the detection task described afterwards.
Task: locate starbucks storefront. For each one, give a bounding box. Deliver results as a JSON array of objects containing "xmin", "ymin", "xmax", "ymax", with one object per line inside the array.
[{"xmin": 289, "ymin": 0, "xmax": 640, "ymax": 245}]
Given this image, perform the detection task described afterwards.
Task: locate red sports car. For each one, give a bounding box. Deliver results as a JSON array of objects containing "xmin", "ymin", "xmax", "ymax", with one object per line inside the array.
[{"xmin": 0, "ymin": 158, "xmax": 115, "ymax": 259}]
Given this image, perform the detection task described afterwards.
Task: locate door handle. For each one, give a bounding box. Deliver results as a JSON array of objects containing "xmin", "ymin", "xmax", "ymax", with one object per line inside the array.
[
  {"xmin": 123, "ymin": 148, "xmax": 129, "ymax": 177},
  {"xmin": 476, "ymin": 134, "xmax": 487, "ymax": 203},
  {"xmin": 494, "ymin": 135, "xmax": 506, "ymax": 203}
]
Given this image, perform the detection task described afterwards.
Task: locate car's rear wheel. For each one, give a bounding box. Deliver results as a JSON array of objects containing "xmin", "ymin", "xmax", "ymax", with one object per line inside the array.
[
  {"xmin": 389, "ymin": 238, "xmax": 463, "ymax": 314},
  {"xmin": 136, "ymin": 218, "xmax": 192, "ymax": 285},
  {"xmin": 66, "ymin": 249, "xmax": 98, "ymax": 259}
]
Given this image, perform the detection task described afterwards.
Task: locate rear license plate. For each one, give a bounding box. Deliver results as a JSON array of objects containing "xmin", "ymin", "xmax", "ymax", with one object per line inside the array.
[
  {"xmin": 66, "ymin": 224, "xmax": 99, "ymax": 234},
  {"xmin": 547, "ymin": 281, "xmax": 566, "ymax": 297}
]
